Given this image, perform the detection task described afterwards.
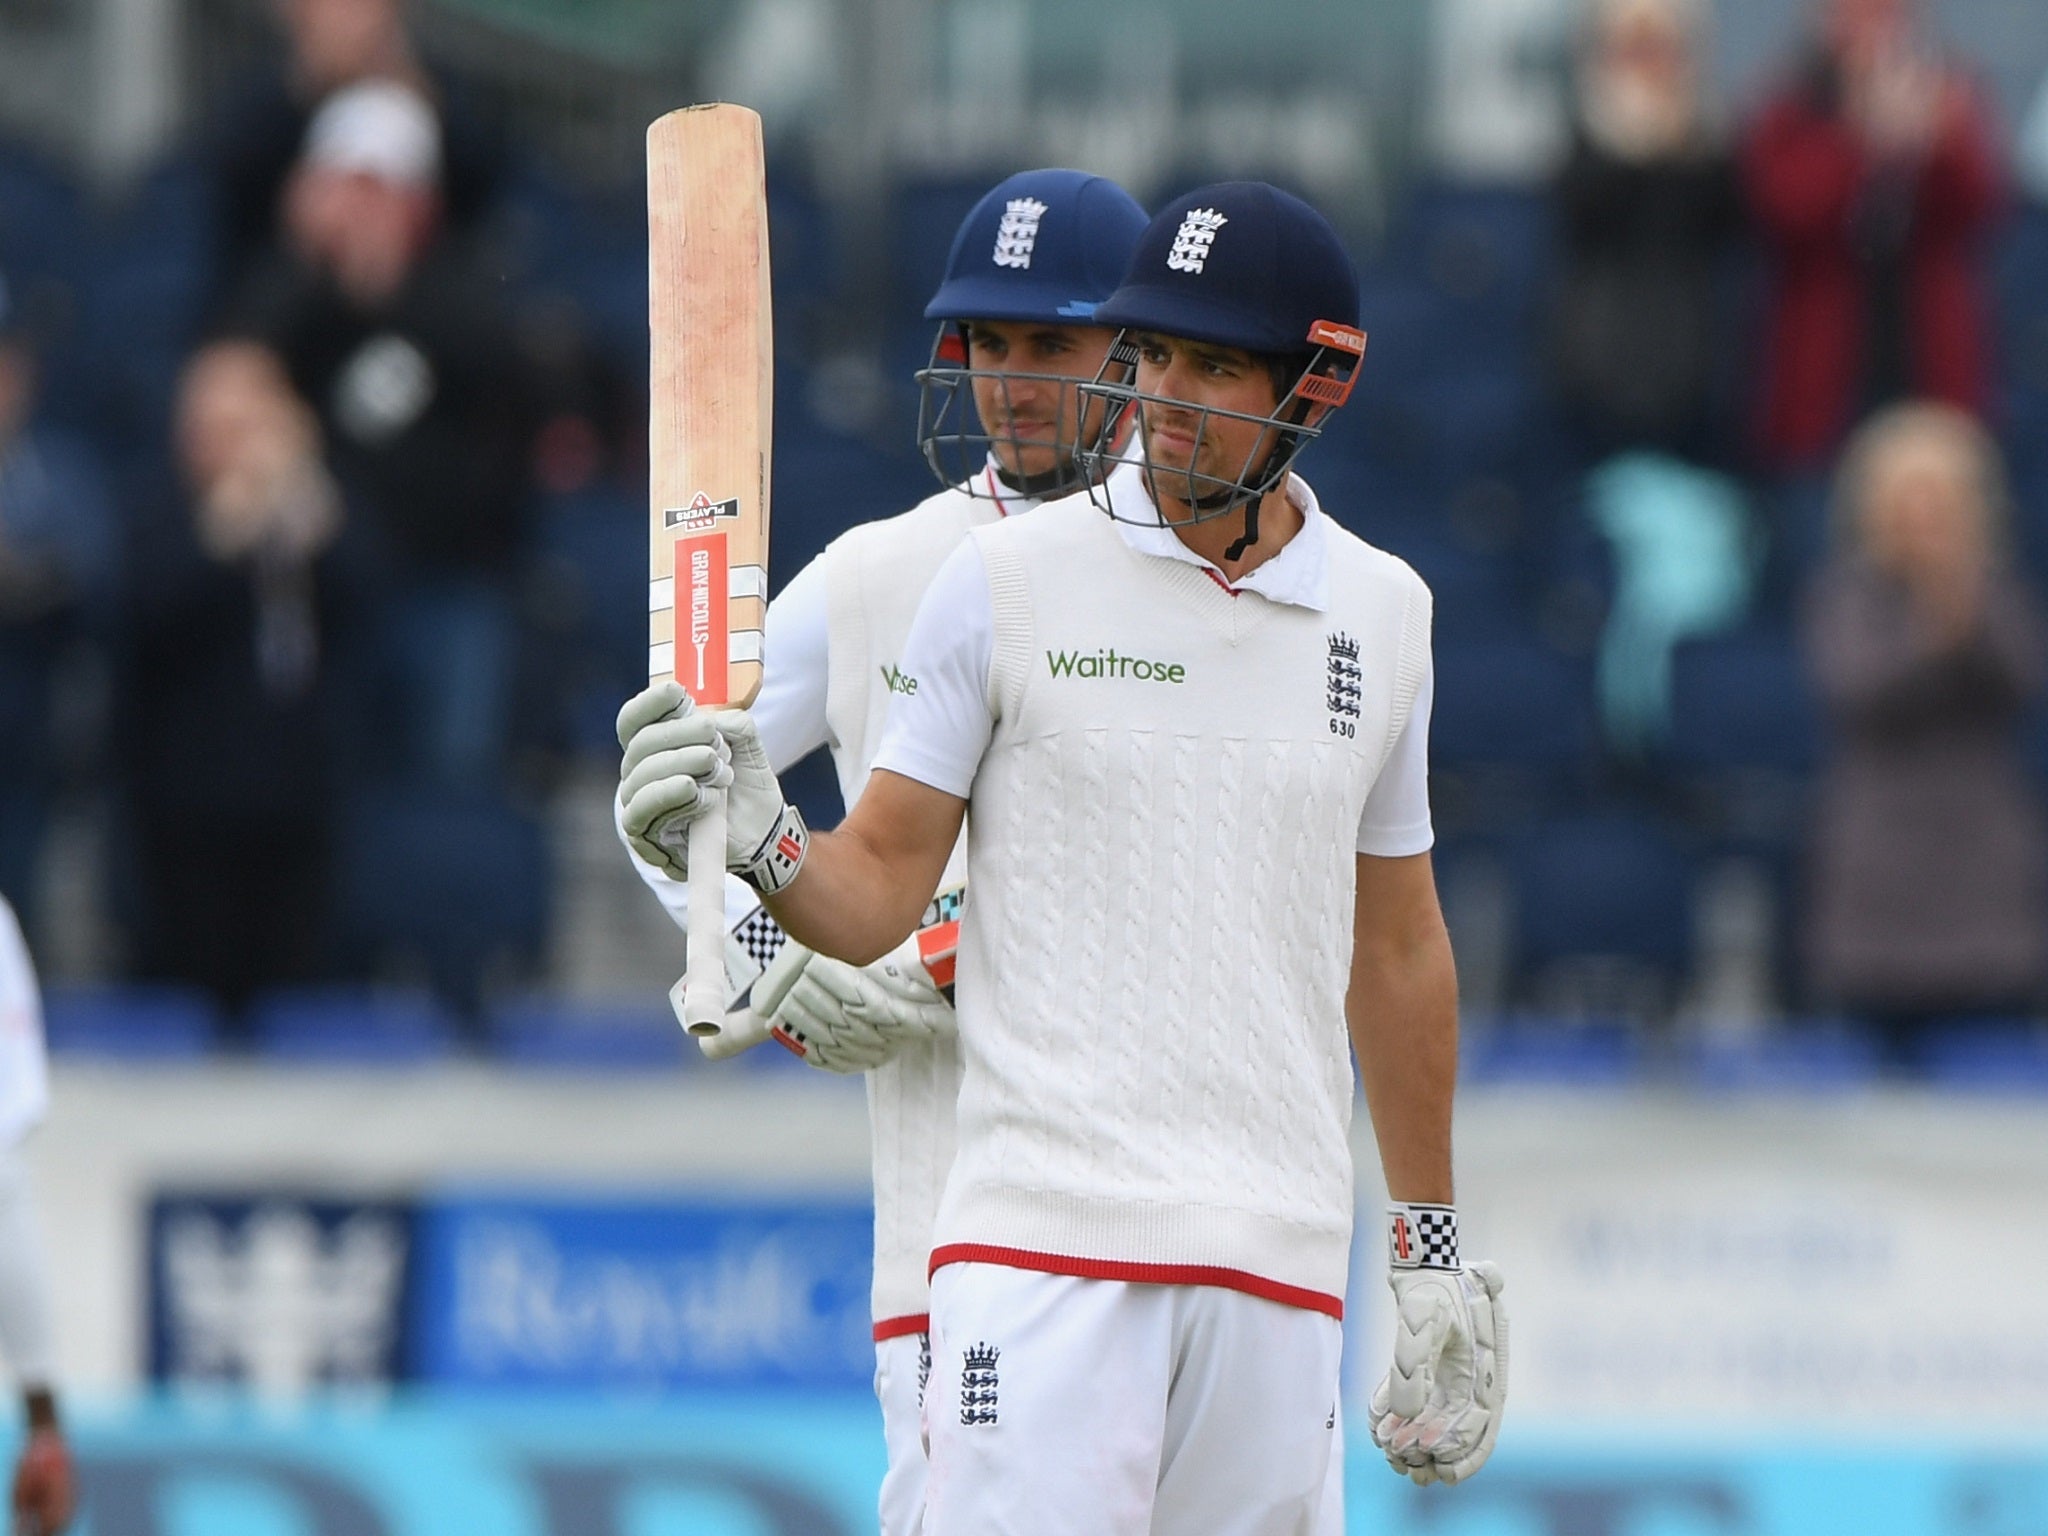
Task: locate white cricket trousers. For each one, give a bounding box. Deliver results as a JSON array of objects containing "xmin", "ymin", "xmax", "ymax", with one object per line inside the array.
[
  {"xmin": 875, "ymin": 1329, "xmax": 930, "ymax": 1536},
  {"xmin": 923, "ymin": 1263, "xmax": 1344, "ymax": 1535}
]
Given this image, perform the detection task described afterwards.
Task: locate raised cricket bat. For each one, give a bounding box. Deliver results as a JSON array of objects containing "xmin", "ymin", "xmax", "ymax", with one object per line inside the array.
[{"xmin": 648, "ymin": 103, "xmax": 771, "ymax": 1036}]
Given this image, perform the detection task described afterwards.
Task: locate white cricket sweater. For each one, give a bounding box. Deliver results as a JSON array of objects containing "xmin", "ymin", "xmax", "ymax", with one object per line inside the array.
[
  {"xmin": 818, "ymin": 479, "xmax": 1016, "ymax": 1333},
  {"xmin": 928, "ymin": 493, "xmax": 1432, "ymax": 1315}
]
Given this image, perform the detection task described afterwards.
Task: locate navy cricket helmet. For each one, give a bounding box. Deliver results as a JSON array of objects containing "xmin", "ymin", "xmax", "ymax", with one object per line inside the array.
[
  {"xmin": 916, "ymin": 169, "xmax": 1147, "ymax": 500},
  {"xmin": 1079, "ymin": 182, "xmax": 1367, "ymax": 552}
]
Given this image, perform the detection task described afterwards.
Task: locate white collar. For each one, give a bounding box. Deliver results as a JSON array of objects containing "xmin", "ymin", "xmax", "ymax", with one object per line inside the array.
[{"xmin": 1102, "ymin": 464, "xmax": 1331, "ymax": 612}]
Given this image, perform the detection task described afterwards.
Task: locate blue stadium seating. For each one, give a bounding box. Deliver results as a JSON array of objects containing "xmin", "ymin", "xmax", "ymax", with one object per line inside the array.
[
  {"xmin": 1507, "ymin": 810, "xmax": 1699, "ymax": 991},
  {"xmin": 1684, "ymin": 1022, "xmax": 1882, "ymax": 1092},
  {"xmin": 1666, "ymin": 628, "xmax": 1819, "ymax": 776},
  {"xmin": 332, "ymin": 789, "xmax": 552, "ymax": 1016},
  {"xmin": 1916, "ymin": 1021, "xmax": 2048, "ymax": 1092},
  {"xmin": 1430, "ymin": 638, "xmax": 1600, "ymax": 779},
  {"xmin": 1384, "ymin": 183, "xmax": 1556, "ymax": 335},
  {"xmin": 485, "ymin": 994, "xmax": 691, "ymax": 1070},
  {"xmin": 533, "ymin": 485, "xmax": 646, "ymax": 753},
  {"xmin": 1461, "ymin": 1015, "xmax": 1642, "ymax": 1085},
  {"xmin": 1378, "ymin": 533, "xmax": 1531, "ymax": 638},
  {"xmin": 40, "ymin": 984, "xmax": 220, "ymax": 1061},
  {"xmin": 249, "ymin": 987, "xmax": 460, "ymax": 1065}
]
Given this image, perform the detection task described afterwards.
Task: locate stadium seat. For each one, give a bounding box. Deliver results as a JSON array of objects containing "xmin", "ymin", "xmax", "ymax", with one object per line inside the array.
[
  {"xmin": 1506, "ymin": 810, "xmax": 1699, "ymax": 1016},
  {"xmin": 1377, "ymin": 533, "xmax": 1530, "ymax": 639},
  {"xmin": 332, "ymin": 789, "xmax": 552, "ymax": 1017},
  {"xmin": 532, "ymin": 485, "xmax": 646, "ymax": 752},
  {"xmin": 1916, "ymin": 1021, "xmax": 2048, "ymax": 1092},
  {"xmin": 249, "ymin": 987, "xmax": 460, "ymax": 1065},
  {"xmin": 40, "ymin": 984, "xmax": 221, "ymax": 1061},
  {"xmin": 1430, "ymin": 638, "xmax": 1601, "ymax": 779},
  {"xmin": 1666, "ymin": 629, "xmax": 1819, "ymax": 776},
  {"xmin": 1683, "ymin": 1021, "xmax": 1881, "ymax": 1092},
  {"xmin": 486, "ymin": 994, "xmax": 693, "ymax": 1070},
  {"xmin": 1461, "ymin": 1015, "xmax": 1641, "ymax": 1085},
  {"xmin": 1663, "ymin": 629, "xmax": 1819, "ymax": 859},
  {"xmin": 1386, "ymin": 182, "xmax": 1555, "ymax": 336}
]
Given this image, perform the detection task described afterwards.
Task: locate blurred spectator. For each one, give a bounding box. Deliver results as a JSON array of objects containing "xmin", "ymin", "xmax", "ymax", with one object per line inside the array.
[
  {"xmin": 223, "ymin": 80, "xmax": 538, "ymax": 788},
  {"xmin": 1550, "ymin": 0, "xmax": 1756, "ymax": 755},
  {"xmin": 1586, "ymin": 452, "xmax": 1754, "ymax": 754},
  {"xmin": 1743, "ymin": 0, "xmax": 2006, "ymax": 472},
  {"xmin": 1551, "ymin": 0, "xmax": 1744, "ymax": 463},
  {"xmin": 0, "ymin": 269, "xmax": 116, "ymax": 937},
  {"xmin": 118, "ymin": 342, "xmax": 365, "ymax": 1021},
  {"xmin": 2023, "ymin": 72, "xmax": 2048, "ymax": 205},
  {"xmin": 205, "ymin": 0, "xmax": 504, "ymax": 305},
  {"xmin": 1803, "ymin": 402, "xmax": 2048, "ymax": 1059},
  {"xmin": 0, "ymin": 896, "xmax": 75, "ymax": 1536}
]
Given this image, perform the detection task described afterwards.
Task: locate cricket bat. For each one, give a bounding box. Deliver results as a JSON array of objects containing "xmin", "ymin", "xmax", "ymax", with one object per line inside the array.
[{"xmin": 647, "ymin": 103, "xmax": 772, "ymax": 1036}]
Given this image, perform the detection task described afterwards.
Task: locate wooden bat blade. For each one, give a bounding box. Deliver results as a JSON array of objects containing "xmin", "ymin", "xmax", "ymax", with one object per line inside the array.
[
  {"xmin": 647, "ymin": 102, "xmax": 771, "ymax": 712},
  {"xmin": 648, "ymin": 102, "xmax": 773, "ymax": 1036}
]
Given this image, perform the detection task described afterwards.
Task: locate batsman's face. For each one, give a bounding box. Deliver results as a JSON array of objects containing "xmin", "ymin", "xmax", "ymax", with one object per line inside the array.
[
  {"xmin": 964, "ymin": 320, "xmax": 1115, "ymax": 480},
  {"xmin": 1131, "ymin": 333, "xmax": 1283, "ymax": 516}
]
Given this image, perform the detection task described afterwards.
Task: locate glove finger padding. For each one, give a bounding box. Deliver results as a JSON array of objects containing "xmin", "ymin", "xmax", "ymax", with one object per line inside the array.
[
  {"xmin": 616, "ymin": 679, "xmax": 689, "ymax": 750},
  {"xmin": 620, "ymin": 719, "xmax": 734, "ymax": 794},
  {"xmin": 752, "ymin": 940, "xmax": 813, "ymax": 1020},
  {"xmin": 783, "ymin": 976, "xmax": 898, "ymax": 1072}
]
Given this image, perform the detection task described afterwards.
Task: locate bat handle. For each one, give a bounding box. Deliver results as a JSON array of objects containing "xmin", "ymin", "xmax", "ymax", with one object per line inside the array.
[{"xmin": 683, "ymin": 806, "xmax": 728, "ymax": 1035}]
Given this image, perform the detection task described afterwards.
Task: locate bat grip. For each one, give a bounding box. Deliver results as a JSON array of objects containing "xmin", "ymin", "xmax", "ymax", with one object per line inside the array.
[{"xmin": 683, "ymin": 806, "xmax": 728, "ymax": 1035}]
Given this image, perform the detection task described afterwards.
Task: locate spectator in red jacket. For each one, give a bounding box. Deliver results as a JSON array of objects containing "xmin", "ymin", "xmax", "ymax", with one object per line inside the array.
[{"xmin": 1742, "ymin": 0, "xmax": 2006, "ymax": 470}]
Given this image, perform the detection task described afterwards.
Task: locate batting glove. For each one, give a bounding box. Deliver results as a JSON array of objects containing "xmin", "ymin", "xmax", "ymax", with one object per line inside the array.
[
  {"xmin": 753, "ymin": 930, "xmax": 955, "ymax": 1072},
  {"xmin": 617, "ymin": 681, "xmax": 808, "ymax": 894},
  {"xmin": 1368, "ymin": 1204, "xmax": 1509, "ymax": 1487},
  {"xmin": 11, "ymin": 1425, "xmax": 75, "ymax": 1536}
]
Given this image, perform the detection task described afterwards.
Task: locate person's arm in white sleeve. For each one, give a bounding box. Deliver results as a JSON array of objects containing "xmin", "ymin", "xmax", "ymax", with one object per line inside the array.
[
  {"xmin": 866, "ymin": 537, "xmax": 996, "ymax": 798},
  {"xmin": 1357, "ymin": 664, "xmax": 1434, "ymax": 857}
]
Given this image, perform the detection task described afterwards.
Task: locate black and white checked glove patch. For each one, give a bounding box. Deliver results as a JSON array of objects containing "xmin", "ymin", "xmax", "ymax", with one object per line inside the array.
[{"xmin": 1387, "ymin": 1202, "xmax": 1460, "ymax": 1272}]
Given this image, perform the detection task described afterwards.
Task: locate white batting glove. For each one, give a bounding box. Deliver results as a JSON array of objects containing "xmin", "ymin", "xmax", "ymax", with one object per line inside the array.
[
  {"xmin": 1368, "ymin": 1204, "xmax": 1508, "ymax": 1487},
  {"xmin": 616, "ymin": 681, "xmax": 808, "ymax": 894},
  {"xmin": 753, "ymin": 934, "xmax": 956, "ymax": 1072}
]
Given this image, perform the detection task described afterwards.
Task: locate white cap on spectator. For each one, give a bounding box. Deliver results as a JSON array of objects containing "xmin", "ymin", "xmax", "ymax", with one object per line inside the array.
[{"xmin": 302, "ymin": 79, "xmax": 441, "ymax": 188}]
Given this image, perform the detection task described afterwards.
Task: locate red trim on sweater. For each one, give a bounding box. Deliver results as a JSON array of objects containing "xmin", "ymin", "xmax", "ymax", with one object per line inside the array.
[
  {"xmin": 872, "ymin": 1313, "xmax": 930, "ymax": 1343},
  {"xmin": 930, "ymin": 1243, "xmax": 1343, "ymax": 1320}
]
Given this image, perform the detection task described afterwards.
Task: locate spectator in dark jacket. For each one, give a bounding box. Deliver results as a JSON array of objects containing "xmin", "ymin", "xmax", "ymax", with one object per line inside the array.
[
  {"xmin": 1743, "ymin": 0, "xmax": 2006, "ymax": 471},
  {"xmin": 204, "ymin": 0, "xmax": 504, "ymax": 305},
  {"xmin": 222, "ymin": 79, "xmax": 536, "ymax": 788},
  {"xmin": 1552, "ymin": 0, "xmax": 1745, "ymax": 464},
  {"xmin": 1803, "ymin": 402, "xmax": 2048, "ymax": 1059},
  {"xmin": 121, "ymin": 341, "xmax": 365, "ymax": 1019}
]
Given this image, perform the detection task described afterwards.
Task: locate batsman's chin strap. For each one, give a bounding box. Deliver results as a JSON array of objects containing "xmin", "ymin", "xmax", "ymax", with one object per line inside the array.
[{"xmin": 991, "ymin": 457, "xmax": 1086, "ymax": 502}]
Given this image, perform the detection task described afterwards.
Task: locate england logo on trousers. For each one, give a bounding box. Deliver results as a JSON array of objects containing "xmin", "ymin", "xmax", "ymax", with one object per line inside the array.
[{"xmin": 960, "ymin": 1341, "xmax": 1000, "ymax": 1426}]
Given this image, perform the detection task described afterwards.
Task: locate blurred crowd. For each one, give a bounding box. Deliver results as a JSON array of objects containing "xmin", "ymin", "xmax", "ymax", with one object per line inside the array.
[{"xmin": 0, "ymin": 0, "xmax": 2045, "ymax": 1066}]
